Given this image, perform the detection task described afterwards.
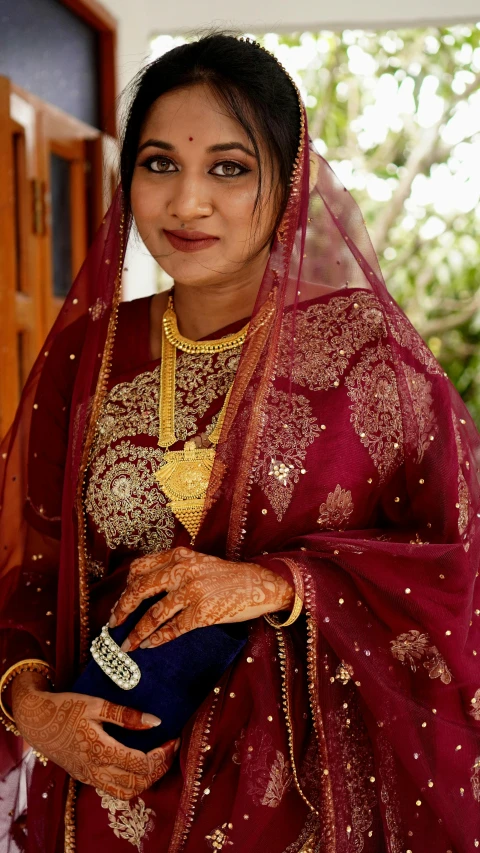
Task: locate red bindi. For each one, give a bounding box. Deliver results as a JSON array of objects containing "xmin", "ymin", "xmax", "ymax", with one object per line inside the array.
[{"xmin": 188, "ymin": 136, "xmax": 193, "ymax": 141}]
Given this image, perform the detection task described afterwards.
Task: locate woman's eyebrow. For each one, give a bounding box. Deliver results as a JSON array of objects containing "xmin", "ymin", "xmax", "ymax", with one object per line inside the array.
[
  {"xmin": 207, "ymin": 142, "xmax": 256, "ymax": 157},
  {"xmin": 137, "ymin": 139, "xmax": 175, "ymax": 155},
  {"xmin": 136, "ymin": 139, "xmax": 256, "ymax": 158}
]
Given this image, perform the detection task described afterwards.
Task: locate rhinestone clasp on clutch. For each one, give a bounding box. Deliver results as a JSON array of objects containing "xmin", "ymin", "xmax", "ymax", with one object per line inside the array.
[{"xmin": 90, "ymin": 624, "xmax": 141, "ymax": 690}]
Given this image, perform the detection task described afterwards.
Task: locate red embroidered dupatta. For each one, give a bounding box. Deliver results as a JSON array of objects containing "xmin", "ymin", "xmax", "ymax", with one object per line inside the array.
[{"xmin": 0, "ymin": 96, "xmax": 479, "ymax": 852}]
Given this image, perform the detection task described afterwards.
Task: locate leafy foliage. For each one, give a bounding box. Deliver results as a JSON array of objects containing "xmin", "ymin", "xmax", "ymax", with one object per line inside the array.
[{"xmin": 255, "ymin": 27, "xmax": 480, "ymax": 424}]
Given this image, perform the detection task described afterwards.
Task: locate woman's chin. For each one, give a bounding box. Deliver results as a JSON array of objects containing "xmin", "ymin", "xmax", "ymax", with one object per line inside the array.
[{"xmin": 159, "ymin": 256, "xmax": 232, "ymax": 289}]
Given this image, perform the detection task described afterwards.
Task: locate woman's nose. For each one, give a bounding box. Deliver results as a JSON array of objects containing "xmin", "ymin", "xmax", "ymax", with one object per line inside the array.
[{"xmin": 166, "ymin": 174, "xmax": 213, "ymax": 221}]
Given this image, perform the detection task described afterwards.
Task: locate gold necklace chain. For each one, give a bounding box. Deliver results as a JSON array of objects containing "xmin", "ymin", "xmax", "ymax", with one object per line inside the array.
[
  {"xmin": 163, "ymin": 295, "xmax": 249, "ymax": 354},
  {"xmin": 154, "ymin": 296, "xmax": 245, "ymax": 540}
]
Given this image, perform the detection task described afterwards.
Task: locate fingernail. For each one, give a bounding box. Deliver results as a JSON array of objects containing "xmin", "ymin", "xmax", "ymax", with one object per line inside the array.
[
  {"xmin": 139, "ymin": 639, "xmax": 151, "ymax": 649},
  {"xmin": 174, "ymin": 739, "xmax": 181, "ymax": 753},
  {"xmin": 142, "ymin": 713, "xmax": 161, "ymax": 727},
  {"xmin": 121, "ymin": 638, "xmax": 131, "ymax": 652},
  {"xmin": 108, "ymin": 614, "xmax": 117, "ymax": 628}
]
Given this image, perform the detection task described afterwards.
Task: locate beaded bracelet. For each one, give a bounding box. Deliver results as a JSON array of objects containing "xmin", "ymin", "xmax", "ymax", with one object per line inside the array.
[
  {"xmin": 264, "ymin": 557, "xmax": 305, "ymax": 628},
  {"xmin": 0, "ymin": 659, "xmax": 55, "ymax": 761}
]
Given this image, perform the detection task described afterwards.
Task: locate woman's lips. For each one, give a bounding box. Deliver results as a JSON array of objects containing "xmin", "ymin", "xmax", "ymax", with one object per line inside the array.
[{"xmin": 164, "ymin": 230, "xmax": 220, "ymax": 253}]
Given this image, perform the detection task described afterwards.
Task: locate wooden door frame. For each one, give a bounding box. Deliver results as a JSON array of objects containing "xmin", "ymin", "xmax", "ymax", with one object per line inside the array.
[
  {"xmin": 60, "ymin": 0, "xmax": 118, "ymax": 137},
  {"xmin": 0, "ymin": 79, "xmax": 20, "ymax": 432}
]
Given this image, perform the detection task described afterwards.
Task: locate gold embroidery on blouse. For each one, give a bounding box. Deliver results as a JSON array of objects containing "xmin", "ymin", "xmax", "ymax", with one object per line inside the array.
[
  {"xmin": 389, "ymin": 313, "xmax": 444, "ymax": 376},
  {"xmin": 469, "ymin": 689, "xmax": 480, "ymax": 721},
  {"xmin": 86, "ymin": 440, "xmax": 175, "ymax": 552},
  {"xmin": 317, "ymin": 485, "xmax": 354, "ymax": 530},
  {"xmin": 86, "ymin": 349, "xmax": 240, "ymax": 551},
  {"xmin": 471, "ymin": 758, "xmax": 480, "ymax": 802},
  {"xmin": 345, "ymin": 343, "xmax": 403, "ymax": 482},
  {"xmin": 92, "ymin": 351, "xmax": 240, "ymax": 457},
  {"xmin": 255, "ymin": 389, "xmax": 321, "ymax": 521},
  {"xmin": 96, "ymin": 791, "xmax": 155, "ymax": 852},
  {"xmin": 277, "ymin": 292, "xmax": 387, "ymax": 391},
  {"xmin": 403, "ymin": 365, "xmax": 435, "ymax": 463},
  {"xmin": 390, "ymin": 629, "xmax": 452, "ymax": 684}
]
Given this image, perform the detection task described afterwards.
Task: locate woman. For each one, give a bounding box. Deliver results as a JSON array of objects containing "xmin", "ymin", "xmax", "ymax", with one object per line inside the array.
[{"xmin": 0, "ymin": 33, "xmax": 479, "ymax": 853}]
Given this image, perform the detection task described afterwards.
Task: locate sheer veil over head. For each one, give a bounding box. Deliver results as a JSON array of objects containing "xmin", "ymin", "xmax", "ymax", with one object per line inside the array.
[{"xmin": 0, "ymin": 34, "xmax": 479, "ymax": 852}]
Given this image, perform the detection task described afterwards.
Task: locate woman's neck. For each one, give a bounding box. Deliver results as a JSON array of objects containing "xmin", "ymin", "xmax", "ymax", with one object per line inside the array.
[
  {"xmin": 172, "ymin": 278, "xmax": 259, "ymax": 341},
  {"xmin": 150, "ymin": 256, "xmax": 268, "ymax": 359}
]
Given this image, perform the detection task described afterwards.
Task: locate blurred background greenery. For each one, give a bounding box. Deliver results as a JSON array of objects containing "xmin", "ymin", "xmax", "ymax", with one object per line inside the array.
[{"xmin": 152, "ymin": 25, "xmax": 480, "ymax": 424}]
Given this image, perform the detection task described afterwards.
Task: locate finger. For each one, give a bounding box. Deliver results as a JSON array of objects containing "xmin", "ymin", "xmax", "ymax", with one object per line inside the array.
[
  {"xmin": 110, "ymin": 551, "xmax": 199, "ymax": 629},
  {"xmin": 139, "ymin": 610, "xmax": 194, "ymax": 649},
  {"xmin": 92, "ymin": 767, "xmax": 150, "ymax": 801},
  {"xmin": 129, "ymin": 547, "xmax": 192, "ymax": 578},
  {"xmin": 146, "ymin": 738, "xmax": 181, "ymax": 783},
  {"xmin": 88, "ymin": 721, "xmax": 150, "ymax": 775},
  {"xmin": 97, "ymin": 700, "xmax": 161, "ymax": 730},
  {"xmin": 128, "ymin": 549, "xmax": 177, "ymax": 578},
  {"xmin": 122, "ymin": 589, "xmax": 187, "ymax": 651},
  {"xmin": 109, "ymin": 575, "xmax": 168, "ymax": 628}
]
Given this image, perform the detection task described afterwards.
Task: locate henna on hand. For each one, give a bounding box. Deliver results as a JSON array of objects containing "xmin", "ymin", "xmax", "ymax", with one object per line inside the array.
[
  {"xmin": 109, "ymin": 548, "xmax": 295, "ymax": 651},
  {"xmin": 12, "ymin": 671, "xmax": 179, "ymax": 799}
]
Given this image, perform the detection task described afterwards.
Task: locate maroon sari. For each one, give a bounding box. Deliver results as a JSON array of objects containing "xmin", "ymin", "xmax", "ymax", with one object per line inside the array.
[{"xmin": 1, "ymin": 100, "xmax": 479, "ymax": 853}]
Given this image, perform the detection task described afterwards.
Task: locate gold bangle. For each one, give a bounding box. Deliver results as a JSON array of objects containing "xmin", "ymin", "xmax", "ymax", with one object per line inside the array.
[
  {"xmin": 264, "ymin": 593, "xmax": 304, "ymax": 628},
  {"xmin": 264, "ymin": 557, "xmax": 305, "ymax": 628},
  {"xmin": 0, "ymin": 659, "xmax": 55, "ymax": 738}
]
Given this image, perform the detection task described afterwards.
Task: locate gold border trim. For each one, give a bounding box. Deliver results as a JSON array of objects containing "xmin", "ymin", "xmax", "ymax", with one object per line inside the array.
[{"xmin": 167, "ymin": 693, "xmax": 220, "ymax": 853}]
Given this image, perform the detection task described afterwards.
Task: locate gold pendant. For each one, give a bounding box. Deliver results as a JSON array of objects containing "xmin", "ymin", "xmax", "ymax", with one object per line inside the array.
[{"xmin": 154, "ymin": 442, "xmax": 215, "ymax": 539}]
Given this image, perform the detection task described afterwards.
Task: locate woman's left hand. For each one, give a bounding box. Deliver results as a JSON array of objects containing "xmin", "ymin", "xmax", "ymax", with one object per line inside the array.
[{"xmin": 108, "ymin": 548, "xmax": 294, "ymax": 651}]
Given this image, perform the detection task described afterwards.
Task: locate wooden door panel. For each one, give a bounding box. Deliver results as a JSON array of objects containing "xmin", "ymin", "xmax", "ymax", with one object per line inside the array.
[{"xmin": 0, "ymin": 77, "xmax": 114, "ymax": 438}]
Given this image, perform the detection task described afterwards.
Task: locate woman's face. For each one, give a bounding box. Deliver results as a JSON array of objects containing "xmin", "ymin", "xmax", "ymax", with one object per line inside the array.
[{"xmin": 130, "ymin": 84, "xmax": 278, "ymax": 289}]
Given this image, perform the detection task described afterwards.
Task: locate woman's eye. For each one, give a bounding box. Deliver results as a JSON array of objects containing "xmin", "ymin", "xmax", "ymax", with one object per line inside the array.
[
  {"xmin": 211, "ymin": 161, "xmax": 248, "ymax": 178},
  {"xmin": 144, "ymin": 157, "xmax": 176, "ymax": 173}
]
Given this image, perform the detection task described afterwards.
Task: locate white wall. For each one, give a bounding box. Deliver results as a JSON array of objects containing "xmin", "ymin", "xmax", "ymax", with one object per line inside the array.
[
  {"xmin": 102, "ymin": 0, "xmax": 480, "ymax": 299},
  {"xmin": 103, "ymin": 0, "xmax": 480, "ymax": 92}
]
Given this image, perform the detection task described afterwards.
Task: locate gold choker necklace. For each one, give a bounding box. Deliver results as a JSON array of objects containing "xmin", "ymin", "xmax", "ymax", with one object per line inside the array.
[{"xmin": 154, "ymin": 296, "xmax": 248, "ymax": 540}]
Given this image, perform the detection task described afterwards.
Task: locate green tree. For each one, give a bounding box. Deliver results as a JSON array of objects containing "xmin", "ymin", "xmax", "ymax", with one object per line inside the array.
[{"xmin": 152, "ymin": 27, "xmax": 480, "ymax": 423}]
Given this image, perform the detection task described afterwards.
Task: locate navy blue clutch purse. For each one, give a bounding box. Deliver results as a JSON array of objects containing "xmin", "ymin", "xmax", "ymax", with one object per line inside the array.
[{"xmin": 73, "ymin": 594, "xmax": 247, "ymax": 751}]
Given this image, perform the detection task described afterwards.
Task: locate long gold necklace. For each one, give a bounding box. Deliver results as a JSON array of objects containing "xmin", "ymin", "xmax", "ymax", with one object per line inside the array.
[{"xmin": 154, "ymin": 296, "xmax": 248, "ymax": 540}]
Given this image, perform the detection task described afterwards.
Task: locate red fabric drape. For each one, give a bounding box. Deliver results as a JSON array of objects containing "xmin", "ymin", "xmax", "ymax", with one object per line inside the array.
[{"xmin": 0, "ymin": 96, "xmax": 479, "ymax": 852}]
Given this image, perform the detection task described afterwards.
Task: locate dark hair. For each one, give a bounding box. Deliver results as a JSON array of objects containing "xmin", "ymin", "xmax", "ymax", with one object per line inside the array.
[{"xmin": 120, "ymin": 33, "xmax": 301, "ymax": 242}]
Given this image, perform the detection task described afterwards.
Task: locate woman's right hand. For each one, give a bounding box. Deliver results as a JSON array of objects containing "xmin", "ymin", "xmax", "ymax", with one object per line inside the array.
[{"xmin": 12, "ymin": 670, "xmax": 179, "ymax": 799}]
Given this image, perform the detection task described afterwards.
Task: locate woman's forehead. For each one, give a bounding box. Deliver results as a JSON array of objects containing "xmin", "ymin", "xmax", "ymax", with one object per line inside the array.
[{"xmin": 139, "ymin": 85, "xmax": 252, "ymax": 150}]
